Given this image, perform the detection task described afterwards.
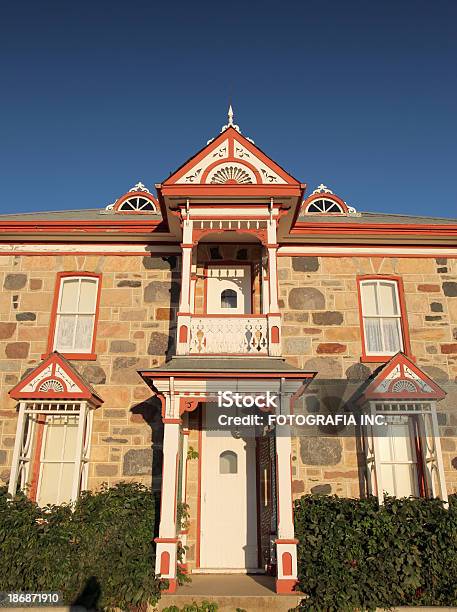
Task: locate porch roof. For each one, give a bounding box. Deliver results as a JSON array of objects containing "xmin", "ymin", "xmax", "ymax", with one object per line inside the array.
[{"xmin": 139, "ymin": 356, "xmax": 316, "ymax": 379}]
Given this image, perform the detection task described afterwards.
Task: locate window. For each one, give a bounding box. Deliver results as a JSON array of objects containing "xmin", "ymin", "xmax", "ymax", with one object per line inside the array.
[
  {"xmin": 118, "ymin": 196, "xmax": 157, "ymax": 212},
  {"xmin": 221, "ymin": 289, "xmax": 238, "ymax": 309},
  {"xmin": 305, "ymin": 198, "xmax": 344, "ymax": 214},
  {"xmin": 364, "ymin": 402, "xmax": 447, "ymax": 502},
  {"xmin": 8, "ymin": 401, "xmax": 93, "ymax": 506},
  {"xmin": 219, "ymin": 450, "xmax": 237, "ymax": 474},
  {"xmin": 359, "ymin": 278, "xmax": 406, "ymax": 358},
  {"xmin": 50, "ymin": 274, "xmax": 101, "ymax": 358},
  {"xmin": 376, "ymin": 415, "xmax": 420, "ymax": 497}
]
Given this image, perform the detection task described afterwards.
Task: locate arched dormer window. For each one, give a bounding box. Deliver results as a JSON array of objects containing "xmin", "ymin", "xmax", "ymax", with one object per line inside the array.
[
  {"xmin": 105, "ymin": 182, "xmax": 158, "ymax": 214},
  {"xmin": 219, "ymin": 450, "xmax": 238, "ymax": 474},
  {"xmin": 302, "ymin": 185, "xmax": 357, "ymax": 216},
  {"xmin": 118, "ymin": 196, "xmax": 156, "ymax": 212},
  {"xmin": 221, "ymin": 289, "xmax": 238, "ymax": 309},
  {"xmin": 305, "ymin": 198, "xmax": 345, "ymax": 214}
]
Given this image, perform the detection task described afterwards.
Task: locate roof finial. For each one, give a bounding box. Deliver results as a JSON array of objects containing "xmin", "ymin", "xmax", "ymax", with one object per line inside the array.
[{"xmin": 221, "ymin": 104, "xmax": 240, "ymax": 133}]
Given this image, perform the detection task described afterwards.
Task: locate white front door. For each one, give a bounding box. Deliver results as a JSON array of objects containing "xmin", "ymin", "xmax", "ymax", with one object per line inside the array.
[
  {"xmin": 200, "ymin": 405, "xmax": 258, "ymax": 571},
  {"xmin": 206, "ymin": 265, "xmax": 252, "ymax": 314}
]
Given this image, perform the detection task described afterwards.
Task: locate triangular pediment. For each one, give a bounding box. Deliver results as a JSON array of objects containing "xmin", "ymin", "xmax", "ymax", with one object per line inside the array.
[
  {"xmin": 9, "ymin": 352, "xmax": 103, "ymax": 406},
  {"xmin": 359, "ymin": 353, "xmax": 446, "ymax": 402},
  {"xmin": 163, "ymin": 126, "xmax": 301, "ymax": 187}
]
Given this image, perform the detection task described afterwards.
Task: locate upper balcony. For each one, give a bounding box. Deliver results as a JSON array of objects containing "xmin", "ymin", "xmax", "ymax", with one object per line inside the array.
[{"xmin": 175, "ymin": 242, "xmax": 281, "ymax": 357}]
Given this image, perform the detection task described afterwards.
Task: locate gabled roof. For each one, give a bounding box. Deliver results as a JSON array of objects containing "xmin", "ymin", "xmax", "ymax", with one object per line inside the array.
[
  {"xmin": 9, "ymin": 352, "xmax": 103, "ymax": 406},
  {"xmin": 161, "ymin": 125, "xmax": 303, "ymax": 193},
  {"xmin": 356, "ymin": 352, "xmax": 446, "ymax": 403}
]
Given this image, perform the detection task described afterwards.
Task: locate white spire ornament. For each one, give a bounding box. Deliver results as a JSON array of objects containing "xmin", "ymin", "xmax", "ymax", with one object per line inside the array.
[{"xmin": 220, "ymin": 104, "xmax": 241, "ymax": 133}]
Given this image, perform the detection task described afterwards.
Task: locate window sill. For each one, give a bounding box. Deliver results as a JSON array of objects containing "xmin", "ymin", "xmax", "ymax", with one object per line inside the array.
[{"xmin": 41, "ymin": 352, "xmax": 97, "ymax": 361}]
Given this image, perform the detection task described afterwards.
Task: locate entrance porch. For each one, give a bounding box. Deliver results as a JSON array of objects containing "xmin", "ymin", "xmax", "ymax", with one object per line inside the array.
[{"xmin": 139, "ymin": 357, "xmax": 315, "ymax": 594}]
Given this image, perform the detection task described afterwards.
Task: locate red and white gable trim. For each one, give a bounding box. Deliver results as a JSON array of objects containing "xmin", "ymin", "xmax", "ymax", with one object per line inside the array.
[
  {"xmin": 164, "ymin": 126, "xmax": 301, "ymax": 188},
  {"xmin": 359, "ymin": 352, "xmax": 446, "ymax": 402},
  {"xmin": 9, "ymin": 352, "xmax": 103, "ymax": 406}
]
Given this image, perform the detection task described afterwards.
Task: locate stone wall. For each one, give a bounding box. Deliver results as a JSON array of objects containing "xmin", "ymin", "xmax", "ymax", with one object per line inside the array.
[
  {"xmin": 0, "ymin": 253, "xmax": 180, "ymax": 491},
  {"xmin": 278, "ymin": 255, "xmax": 457, "ymax": 497}
]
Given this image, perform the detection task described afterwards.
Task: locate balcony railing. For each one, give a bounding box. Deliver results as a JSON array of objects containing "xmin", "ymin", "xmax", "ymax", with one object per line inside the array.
[{"xmin": 189, "ymin": 316, "xmax": 269, "ymax": 354}]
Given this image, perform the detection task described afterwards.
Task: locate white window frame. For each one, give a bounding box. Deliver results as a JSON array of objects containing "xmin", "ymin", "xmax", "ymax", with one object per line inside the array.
[
  {"xmin": 364, "ymin": 401, "xmax": 448, "ymax": 504},
  {"xmin": 8, "ymin": 401, "xmax": 93, "ymax": 506},
  {"xmin": 53, "ymin": 275, "xmax": 99, "ymax": 354},
  {"xmin": 359, "ymin": 279, "xmax": 404, "ymax": 356}
]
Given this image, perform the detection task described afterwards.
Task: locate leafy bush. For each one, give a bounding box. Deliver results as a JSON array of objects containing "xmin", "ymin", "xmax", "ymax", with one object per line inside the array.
[
  {"xmin": 162, "ymin": 602, "xmax": 218, "ymax": 612},
  {"xmin": 294, "ymin": 493, "xmax": 457, "ymax": 611},
  {"xmin": 0, "ymin": 483, "xmax": 163, "ymax": 610}
]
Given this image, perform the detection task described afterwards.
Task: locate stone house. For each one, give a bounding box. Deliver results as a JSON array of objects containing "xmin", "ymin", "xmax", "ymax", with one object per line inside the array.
[{"xmin": 1, "ymin": 109, "xmax": 457, "ymax": 593}]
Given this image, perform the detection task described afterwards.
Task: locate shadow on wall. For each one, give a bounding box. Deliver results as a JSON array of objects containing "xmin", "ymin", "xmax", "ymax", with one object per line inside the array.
[{"xmin": 130, "ymin": 396, "xmax": 164, "ymax": 537}]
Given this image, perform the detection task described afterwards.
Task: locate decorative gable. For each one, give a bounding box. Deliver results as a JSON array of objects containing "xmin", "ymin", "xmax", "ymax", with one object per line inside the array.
[
  {"xmin": 164, "ymin": 111, "xmax": 300, "ymax": 188},
  {"xmin": 9, "ymin": 352, "xmax": 103, "ymax": 406},
  {"xmin": 359, "ymin": 352, "xmax": 446, "ymax": 402}
]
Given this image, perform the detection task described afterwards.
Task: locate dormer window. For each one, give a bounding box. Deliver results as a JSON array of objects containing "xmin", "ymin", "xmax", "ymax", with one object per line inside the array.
[
  {"xmin": 105, "ymin": 182, "xmax": 158, "ymax": 214},
  {"xmin": 118, "ymin": 196, "xmax": 156, "ymax": 212},
  {"xmin": 301, "ymin": 185, "xmax": 357, "ymax": 216},
  {"xmin": 305, "ymin": 198, "xmax": 345, "ymax": 214}
]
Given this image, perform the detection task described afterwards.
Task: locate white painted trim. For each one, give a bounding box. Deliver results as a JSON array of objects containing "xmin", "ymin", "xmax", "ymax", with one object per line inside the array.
[
  {"xmin": 0, "ymin": 243, "xmax": 180, "ymax": 254},
  {"xmin": 278, "ymin": 245, "xmax": 457, "ymax": 257}
]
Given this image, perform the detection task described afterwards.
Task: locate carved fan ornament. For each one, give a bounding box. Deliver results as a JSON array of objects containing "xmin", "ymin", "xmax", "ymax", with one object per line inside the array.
[
  {"xmin": 209, "ymin": 165, "xmax": 254, "ymax": 185},
  {"xmin": 391, "ymin": 379, "xmax": 418, "ymax": 393},
  {"xmin": 38, "ymin": 379, "xmax": 65, "ymax": 393}
]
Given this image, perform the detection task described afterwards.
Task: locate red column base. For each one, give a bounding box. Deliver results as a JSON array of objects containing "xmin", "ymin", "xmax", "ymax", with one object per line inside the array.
[
  {"xmin": 275, "ymin": 578, "xmax": 297, "ymax": 594},
  {"xmin": 162, "ymin": 578, "xmax": 177, "ymax": 594}
]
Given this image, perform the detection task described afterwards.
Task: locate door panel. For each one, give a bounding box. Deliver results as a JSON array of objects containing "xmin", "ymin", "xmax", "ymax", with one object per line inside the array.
[{"xmin": 200, "ymin": 406, "xmax": 258, "ymax": 570}]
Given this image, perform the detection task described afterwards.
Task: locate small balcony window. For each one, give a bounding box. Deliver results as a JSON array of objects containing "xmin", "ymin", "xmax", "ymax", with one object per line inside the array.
[{"xmin": 221, "ymin": 289, "xmax": 238, "ymax": 309}]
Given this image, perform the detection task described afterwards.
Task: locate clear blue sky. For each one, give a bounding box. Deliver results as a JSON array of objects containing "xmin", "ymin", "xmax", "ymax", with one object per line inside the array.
[{"xmin": 1, "ymin": 1, "xmax": 456, "ymax": 218}]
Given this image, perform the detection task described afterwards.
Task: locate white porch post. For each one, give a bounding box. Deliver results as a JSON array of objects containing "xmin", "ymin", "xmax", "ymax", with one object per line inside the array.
[
  {"xmin": 71, "ymin": 401, "xmax": 89, "ymax": 503},
  {"xmin": 275, "ymin": 382, "xmax": 298, "ymax": 593},
  {"xmin": 177, "ymin": 213, "xmax": 193, "ymax": 355},
  {"xmin": 154, "ymin": 385, "xmax": 181, "ymax": 593},
  {"xmin": 8, "ymin": 401, "xmax": 27, "ymax": 498},
  {"xmin": 266, "ymin": 216, "xmax": 282, "ymax": 356}
]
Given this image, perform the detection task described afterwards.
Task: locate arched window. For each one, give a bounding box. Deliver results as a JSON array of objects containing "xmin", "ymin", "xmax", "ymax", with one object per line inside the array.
[
  {"xmin": 118, "ymin": 196, "xmax": 157, "ymax": 212},
  {"xmin": 221, "ymin": 289, "xmax": 237, "ymax": 309},
  {"xmin": 305, "ymin": 198, "xmax": 344, "ymax": 214},
  {"xmin": 219, "ymin": 450, "xmax": 238, "ymax": 474}
]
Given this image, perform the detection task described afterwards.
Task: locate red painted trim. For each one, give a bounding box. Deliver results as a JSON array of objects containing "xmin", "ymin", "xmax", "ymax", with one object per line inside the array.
[
  {"xmin": 290, "ymin": 221, "xmax": 457, "ymax": 236},
  {"xmin": 277, "ymin": 250, "xmax": 457, "ymax": 258},
  {"xmin": 9, "ymin": 351, "xmax": 103, "ymax": 405},
  {"xmin": 356, "ymin": 275, "xmax": 412, "ymax": 362},
  {"xmin": 29, "ymin": 416, "xmax": 45, "ymax": 501},
  {"xmin": 112, "ymin": 190, "xmax": 159, "ymax": 214},
  {"xmin": 189, "ymin": 313, "xmax": 265, "ymax": 319},
  {"xmin": 162, "ymin": 418, "xmax": 182, "ymax": 424},
  {"xmin": 200, "ymin": 157, "xmax": 262, "ymax": 184},
  {"xmin": 282, "ymin": 552, "xmax": 293, "ymax": 576},
  {"xmin": 0, "ymin": 251, "xmax": 180, "ymax": 257},
  {"xmin": 276, "ymin": 578, "xmax": 297, "ymax": 594},
  {"xmin": 301, "ymin": 192, "xmax": 349, "ymax": 215},
  {"xmin": 140, "ymin": 371, "xmax": 316, "ymax": 380},
  {"xmin": 161, "ymin": 578, "xmax": 177, "ymax": 594},
  {"xmin": 163, "ymin": 126, "xmax": 302, "ymax": 186},
  {"xmin": 275, "ymin": 538, "xmax": 299, "ymax": 544},
  {"xmin": 45, "ymin": 272, "xmax": 102, "ymax": 360},
  {"xmin": 160, "ymin": 184, "xmax": 303, "ymax": 197},
  {"xmin": 154, "ymin": 537, "xmax": 179, "ymax": 543},
  {"xmin": 359, "ymin": 352, "xmax": 446, "ymax": 402}
]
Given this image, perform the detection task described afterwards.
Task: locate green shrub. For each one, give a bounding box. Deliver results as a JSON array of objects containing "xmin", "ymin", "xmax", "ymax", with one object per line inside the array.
[
  {"xmin": 294, "ymin": 493, "xmax": 457, "ymax": 611},
  {"xmin": 162, "ymin": 602, "xmax": 218, "ymax": 612},
  {"xmin": 0, "ymin": 483, "xmax": 163, "ymax": 610}
]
